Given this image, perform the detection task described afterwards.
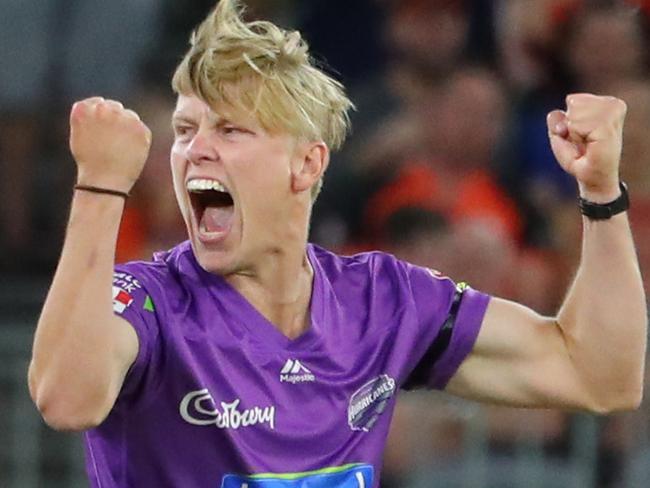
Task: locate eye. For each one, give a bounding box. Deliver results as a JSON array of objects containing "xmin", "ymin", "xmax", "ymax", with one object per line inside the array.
[
  {"xmin": 222, "ymin": 125, "xmax": 243, "ymax": 135},
  {"xmin": 173, "ymin": 125, "xmax": 195, "ymax": 139}
]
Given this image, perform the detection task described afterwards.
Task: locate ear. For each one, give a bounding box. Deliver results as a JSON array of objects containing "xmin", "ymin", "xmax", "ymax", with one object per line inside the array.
[{"xmin": 290, "ymin": 141, "xmax": 329, "ymax": 194}]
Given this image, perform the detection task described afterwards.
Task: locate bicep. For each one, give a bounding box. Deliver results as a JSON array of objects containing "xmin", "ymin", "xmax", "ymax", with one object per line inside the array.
[{"xmin": 445, "ymin": 297, "xmax": 594, "ymax": 409}]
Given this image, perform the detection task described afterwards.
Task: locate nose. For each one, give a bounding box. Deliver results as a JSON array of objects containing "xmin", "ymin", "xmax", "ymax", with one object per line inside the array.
[{"xmin": 186, "ymin": 128, "xmax": 219, "ymax": 166}]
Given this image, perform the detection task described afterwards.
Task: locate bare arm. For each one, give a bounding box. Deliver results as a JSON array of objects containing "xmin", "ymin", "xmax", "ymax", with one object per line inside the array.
[
  {"xmin": 28, "ymin": 98, "xmax": 151, "ymax": 431},
  {"xmin": 447, "ymin": 94, "xmax": 647, "ymax": 413}
]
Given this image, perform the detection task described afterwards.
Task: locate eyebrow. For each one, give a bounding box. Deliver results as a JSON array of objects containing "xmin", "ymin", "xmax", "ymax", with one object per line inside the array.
[
  {"xmin": 171, "ymin": 113, "xmax": 235, "ymax": 126},
  {"xmin": 171, "ymin": 114, "xmax": 196, "ymax": 124}
]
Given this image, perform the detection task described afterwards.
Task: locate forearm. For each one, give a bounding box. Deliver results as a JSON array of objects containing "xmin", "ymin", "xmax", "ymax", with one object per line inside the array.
[
  {"xmin": 29, "ymin": 192, "xmax": 132, "ymax": 426},
  {"xmin": 557, "ymin": 212, "xmax": 647, "ymax": 410}
]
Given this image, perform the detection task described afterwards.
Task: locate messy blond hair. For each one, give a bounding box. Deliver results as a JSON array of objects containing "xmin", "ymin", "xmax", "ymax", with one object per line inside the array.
[{"xmin": 172, "ymin": 0, "xmax": 354, "ymax": 200}]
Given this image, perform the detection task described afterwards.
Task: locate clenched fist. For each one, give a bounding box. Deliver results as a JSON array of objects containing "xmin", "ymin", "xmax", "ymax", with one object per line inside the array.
[
  {"xmin": 70, "ymin": 97, "xmax": 152, "ymax": 193},
  {"xmin": 547, "ymin": 94, "xmax": 626, "ymax": 203}
]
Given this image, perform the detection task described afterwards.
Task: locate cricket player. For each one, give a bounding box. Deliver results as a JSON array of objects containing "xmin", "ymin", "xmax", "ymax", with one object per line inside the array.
[{"xmin": 28, "ymin": 0, "xmax": 647, "ymax": 486}]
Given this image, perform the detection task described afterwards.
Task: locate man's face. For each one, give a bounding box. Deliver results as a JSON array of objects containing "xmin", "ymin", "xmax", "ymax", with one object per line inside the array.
[{"xmin": 170, "ymin": 93, "xmax": 301, "ymax": 275}]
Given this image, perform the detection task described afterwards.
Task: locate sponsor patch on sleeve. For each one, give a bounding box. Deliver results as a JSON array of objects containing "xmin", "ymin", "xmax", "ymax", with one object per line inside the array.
[{"xmin": 112, "ymin": 272, "xmax": 143, "ymax": 314}]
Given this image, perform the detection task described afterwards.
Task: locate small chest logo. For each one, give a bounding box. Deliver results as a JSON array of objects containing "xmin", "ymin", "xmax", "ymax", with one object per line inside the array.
[
  {"xmin": 348, "ymin": 375, "xmax": 396, "ymax": 432},
  {"xmin": 280, "ymin": 359, "xmax": 315, "ymax": 383}
]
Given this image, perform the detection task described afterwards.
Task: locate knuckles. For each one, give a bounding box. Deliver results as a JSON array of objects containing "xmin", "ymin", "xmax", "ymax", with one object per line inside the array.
[
  {"xmin": 70, "ymin": 98, "xmax": 150, "ymax": 137},
  {"xmin": 563, "ymin": 93, "xmax": 627, "ymax": 129},
  {"xmin": 69, "ymin": 97, "xmax": 151, "ymax": 179},
  {"xmin": 72, "ymin": 98, "xmax": 131, "ymax": 120}
]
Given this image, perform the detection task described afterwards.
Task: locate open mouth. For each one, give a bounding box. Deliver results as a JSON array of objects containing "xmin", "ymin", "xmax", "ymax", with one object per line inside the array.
[{"xmin": 187, "ymin": 179, "xmax": 235, "ymax": 241}]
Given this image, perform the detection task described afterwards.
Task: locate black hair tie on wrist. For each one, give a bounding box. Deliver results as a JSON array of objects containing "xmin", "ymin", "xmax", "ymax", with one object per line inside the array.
[{"xmin": 74, "ymin": 185, "xmax": 129, "ymax": 199}]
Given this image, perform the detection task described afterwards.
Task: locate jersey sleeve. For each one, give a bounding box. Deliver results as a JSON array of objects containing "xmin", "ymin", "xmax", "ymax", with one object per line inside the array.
[
  {"xmin": 112, "ymin": 266, "xmax": 162, "ymax": 404},
  {"xmin": 399, "ymin": 263, "xmax": 491, "ymax": 391}
]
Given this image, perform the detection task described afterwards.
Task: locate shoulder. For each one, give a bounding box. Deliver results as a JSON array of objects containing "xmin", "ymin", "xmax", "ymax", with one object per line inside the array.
[
  {"xmin": 310, "ymin": 243, "xmax": 445, "ymax": 285},
  {"xmin": 309, "ymin": 244, "xmax": 403, "ymax": 274},
  {"xmin": 113, "ymin": 241, "xmax": 194, "ymax": 311},
  {"xmin": 309, "ymin": 244, "xmax": 457, "ymax": 312},
  {"xmin": 312, "ymin": 244, "xmax": 485, "ymax": 318},
  {"xmin": 116, "ymin": 241, "xmax": 191, "ymax": 282}
]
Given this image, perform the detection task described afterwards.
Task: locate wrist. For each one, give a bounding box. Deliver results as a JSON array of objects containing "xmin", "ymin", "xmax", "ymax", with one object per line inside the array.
[
  {"xmin": 67, "ymin": 191, "xmax": 126, "ymax": 245},
  {"xmin": 72, "ymin": 187, "xmax": 127, "ymax": 207},
  {"xmin": 578, "ymin": 181, "xmax": 629, "ymax": 220},
  {"xmin": 578, "ymin": 181, "xmax": 621, "ymax": 204},
  {"xmin": 69, "ymin": 188, "xmax": 126, "ymax": 227},
  {"xmin": 76, "ymin": 170, "xmax": 134, "ymax": 195},
  {"xmin": 74, "ymin": 184, "xmax": 130, "ymax": 200}
]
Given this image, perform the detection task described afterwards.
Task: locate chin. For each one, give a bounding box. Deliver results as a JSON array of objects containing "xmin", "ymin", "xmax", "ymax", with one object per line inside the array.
[
  {"xmin": 201, "ymin": 252, "xmax": 245, "ymax": 278},
  {"xmin": 188, "ymin": 237, "xmax": 236, "ymax": 274}
]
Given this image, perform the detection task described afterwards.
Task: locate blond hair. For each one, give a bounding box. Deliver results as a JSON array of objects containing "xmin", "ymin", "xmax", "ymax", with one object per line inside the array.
[{"xmin": 172, "ymin": 0, "xmax": 354, "ymax": 200}]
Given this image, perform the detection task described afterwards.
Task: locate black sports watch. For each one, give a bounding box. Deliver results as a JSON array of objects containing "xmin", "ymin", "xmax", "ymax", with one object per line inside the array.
[{"xmin": 578, "ymin": 182, "xmax": 630, "ymax": 220}]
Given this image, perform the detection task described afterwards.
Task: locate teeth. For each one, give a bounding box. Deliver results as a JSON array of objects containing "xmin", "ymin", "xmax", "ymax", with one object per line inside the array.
[{"xmin": 187, "ymin": 179, "xmax": 228, "ymax": 193}]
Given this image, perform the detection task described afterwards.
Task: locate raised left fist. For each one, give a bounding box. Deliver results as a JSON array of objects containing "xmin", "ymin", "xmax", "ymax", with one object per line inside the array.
[{"xmin": 547, "ymin": 94, "xmax": 626, "ymax": 202}]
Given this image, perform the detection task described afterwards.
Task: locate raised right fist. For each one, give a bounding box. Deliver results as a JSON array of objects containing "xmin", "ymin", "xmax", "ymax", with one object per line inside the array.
[{"xmin": 70, "ymin": 97, "xmax": 152, "ymax": 193}]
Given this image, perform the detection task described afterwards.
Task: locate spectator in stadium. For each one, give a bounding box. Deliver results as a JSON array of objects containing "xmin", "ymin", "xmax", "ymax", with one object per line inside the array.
[
  {"xmin": 612, "ymin": 80, "xmax": 650, "ymax": 296},
  {"xmin": 493, "ymin": 0, "xmax": 577, "ymax": 248},
  {"xmin": 497, "ymin": 1, "xmax": 649, "ymax": 244},
  {"xmin": 0, "ymin": 117, "xmax": 40, "ymax": 269},
  {"xmin": 0, "ymin": 1, "xmax": 53, "ymax": 271},
  {"xmin": 309, "ymin": 0, "xmax": 473, "ymax": 250},
  {"xmin": 564, "ymin": 3, "xmax": 647, "ymax": 95},
  {"xmin": 28, "ymin": 1, "xmax": 647, "ymax": 487},
  {"xmin": 364, "ymin": 66, "xmax": 523, "ymax": 246}
]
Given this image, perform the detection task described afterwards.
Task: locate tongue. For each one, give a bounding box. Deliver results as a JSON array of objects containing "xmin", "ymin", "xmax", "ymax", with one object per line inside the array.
[{"xmin": 201, "ymin": 205, "xmax": 234, "ymax": 233}]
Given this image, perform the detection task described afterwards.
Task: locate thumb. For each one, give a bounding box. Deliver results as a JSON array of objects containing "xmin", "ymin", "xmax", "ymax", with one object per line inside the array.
[{"xmin": 547, "ymin": 110, "xmax": 580, "ymax": 169}]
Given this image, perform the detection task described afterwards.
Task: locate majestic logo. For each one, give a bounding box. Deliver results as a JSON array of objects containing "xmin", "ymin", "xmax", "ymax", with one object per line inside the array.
[
  {"xmin": 112, "ymin": 272, "xmax": 142, "ymax": 314},
  {"xmin": 348, "ymin": 375, "xmax": 396, "ymax": 432},
  {"xmin": 180, "ymin": 389, "xmax": 275, "ymax": 430},
  {"xmin": 280, "ymin": 359, "xmax": 315, "ymax": 383}
]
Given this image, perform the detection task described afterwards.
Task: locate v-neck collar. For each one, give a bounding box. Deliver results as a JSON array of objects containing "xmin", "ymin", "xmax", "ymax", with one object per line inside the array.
[{"xmin": 188, "ymin": 244, "xmax": 324, "ymax": 352}]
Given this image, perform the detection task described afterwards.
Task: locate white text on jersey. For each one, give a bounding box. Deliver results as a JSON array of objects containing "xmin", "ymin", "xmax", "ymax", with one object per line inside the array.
[
  {"xmin": 280, "ymin": 359, "xmax": 316, "ymax": 383},
  {"xmin": 180, "ymin": 389, "xmax": 275, "ymax": 430}
]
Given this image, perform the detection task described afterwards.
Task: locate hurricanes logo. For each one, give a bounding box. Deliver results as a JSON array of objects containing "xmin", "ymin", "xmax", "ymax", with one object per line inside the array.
[{"xmin": 348, "ymin": 375, "xmax": 396, "ymax": 432}]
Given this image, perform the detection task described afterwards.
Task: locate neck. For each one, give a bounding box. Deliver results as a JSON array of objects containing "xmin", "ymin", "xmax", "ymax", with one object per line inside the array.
[
  {"xmin": 225, "ymin": 202, "xmax": 314, "ymax": 339},
  {"xmin": 228, "ymin": 247, "xmax": 313, "ymax": 340}
]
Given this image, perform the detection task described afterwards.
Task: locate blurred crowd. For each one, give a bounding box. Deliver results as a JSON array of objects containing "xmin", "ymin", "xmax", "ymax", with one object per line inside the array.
[{"xmin": 1, "ymin": 0, "xmax": 650, "ymax": 486}]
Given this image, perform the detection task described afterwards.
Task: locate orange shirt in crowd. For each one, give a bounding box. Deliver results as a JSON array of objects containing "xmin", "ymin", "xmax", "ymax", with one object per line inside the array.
[{"xmin": 365, "ymin": 162, "xmax": 523, "ymax": 242}]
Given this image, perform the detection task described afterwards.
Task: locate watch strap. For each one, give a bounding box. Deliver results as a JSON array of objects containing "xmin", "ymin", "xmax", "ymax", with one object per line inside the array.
[{"xmin": 578, "ymin": 182, "xmax": 629, "ymax": 220}]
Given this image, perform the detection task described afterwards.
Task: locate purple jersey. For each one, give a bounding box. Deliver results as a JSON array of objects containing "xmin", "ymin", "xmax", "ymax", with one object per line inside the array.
[{"xmin": 86, "ymin": 241, "xmax": 490, "ymax": 487}]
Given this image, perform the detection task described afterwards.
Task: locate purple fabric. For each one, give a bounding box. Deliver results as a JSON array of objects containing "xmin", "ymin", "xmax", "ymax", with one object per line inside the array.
[{"xmin": 85, "ymin": 242, "xmax": 490, "ymax": 487}]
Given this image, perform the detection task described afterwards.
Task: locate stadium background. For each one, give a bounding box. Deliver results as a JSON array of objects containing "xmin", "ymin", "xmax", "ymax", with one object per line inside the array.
[{"xmin": 1, "ymin": 0, "xmax": 650, "ymax": 486}]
